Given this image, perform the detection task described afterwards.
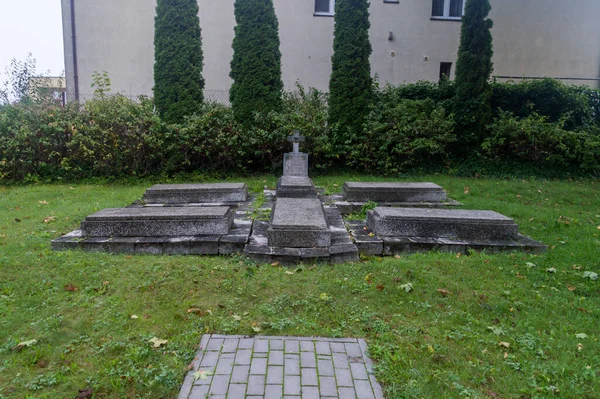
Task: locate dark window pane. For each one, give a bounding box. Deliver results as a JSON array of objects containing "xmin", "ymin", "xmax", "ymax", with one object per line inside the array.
[
  {"xmin": 432, "ymin": 0, "xmax": 444, "ymax": 16},
  {"xmin": 439, "ymin": 62, "xmax": 452, "ymax": 80},
  {"xmin": 449, "ymin": 0, "xmax": 463, "ymax": 17},
  {"xmin": 315, "ymin": 0, "xmax": 330, "ymax": 13}
]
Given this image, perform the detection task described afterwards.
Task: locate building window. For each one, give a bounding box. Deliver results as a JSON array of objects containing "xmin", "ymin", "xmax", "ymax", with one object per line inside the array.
[
  {"xmin": 315, "ymin": 0, "xmax": 335, "ymax": 16},
  {"xmin": 432, "ymin": 0, "xmax": 464, "ymax": 20},
  {"xmin": 439, "ymin": 62, "xmax": 452, "ymax": 80}
]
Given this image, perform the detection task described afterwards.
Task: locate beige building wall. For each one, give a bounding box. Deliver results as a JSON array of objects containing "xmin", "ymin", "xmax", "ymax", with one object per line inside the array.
[{"xmin": 61, "ymin": 0, "xmax": 600, "ymax": 100}]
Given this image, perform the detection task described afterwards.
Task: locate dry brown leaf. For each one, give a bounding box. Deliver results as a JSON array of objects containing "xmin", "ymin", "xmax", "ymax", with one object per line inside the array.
[
  {"xmin": 44, "ymin": 216, "xmax": 56, "ymax": 223},
  {"xmin": 437, "ymin": 289, "xmax": 452, "ymax": 297},
  {"xmin": 64, "ymin": 284, "xmax": 78, "ymax": 292},
  {"xmin": 499, "ymin": 341, "xmax": 510, "ymax": 348}
]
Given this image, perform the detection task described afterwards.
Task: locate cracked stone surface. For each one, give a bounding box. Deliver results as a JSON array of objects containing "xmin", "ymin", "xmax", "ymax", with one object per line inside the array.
[{"xmin": 178, "ymin": 335, "xmax": 384, "ymax": 399}]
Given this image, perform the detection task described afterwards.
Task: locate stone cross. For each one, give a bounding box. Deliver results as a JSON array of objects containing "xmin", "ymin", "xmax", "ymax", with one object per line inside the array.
[{"xmin": 287, "ymin": 130, "xmax": 305, "ymax": 154}]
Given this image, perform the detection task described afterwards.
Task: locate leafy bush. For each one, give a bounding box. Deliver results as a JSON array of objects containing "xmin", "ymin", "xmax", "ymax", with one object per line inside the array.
[{"xmin": 483, "ymin": 111, "xmax": 599, "ymax": 172}]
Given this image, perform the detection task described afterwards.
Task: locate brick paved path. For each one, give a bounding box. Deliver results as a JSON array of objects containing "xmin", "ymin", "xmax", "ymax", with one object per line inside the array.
[{"xmin": 178, "ymin": 335, "xmax": 385, "ymax": 399}]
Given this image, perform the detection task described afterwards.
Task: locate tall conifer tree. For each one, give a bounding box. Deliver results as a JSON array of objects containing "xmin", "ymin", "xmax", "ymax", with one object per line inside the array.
[
  {"xmin": 454, "ymin": 0, "xmax": 494, "ymax": 146},
  {"xmin": 230, "ymin": 0, "xmax": 283, "ymax": 124},
  {"xmin": 154, "ymin": 0, "xmax": 204, "ymax": 124},
  {"xmin": 328, "ymin": 0, "xmax": 372, "ymax": 136}
]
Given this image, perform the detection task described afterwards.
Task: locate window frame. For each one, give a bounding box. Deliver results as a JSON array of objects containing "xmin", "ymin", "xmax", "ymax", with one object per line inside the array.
[
  {"xmin": 431, "ymin": 0, "xmax": 465, "ymax": 21},
  {"xmin": 314, "ymin": 0, "xmax": 335, "ymax": 17}
]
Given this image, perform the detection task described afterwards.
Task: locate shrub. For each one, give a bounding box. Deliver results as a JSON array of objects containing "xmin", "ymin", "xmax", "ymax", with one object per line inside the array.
[
  {"xmin": 454, "ymin": 0, "xmax": 494, "ymax": 147},
  {"xmin": 230, "ymin": 0, "xmax": 283, "ymax": 125},
  {"xmin": 328, "ymin": 0, "xmax": 372, "ymax": 144},
  {"xmin": 154, "ymin": 0, "xmax": 204, "ymax": 123}
]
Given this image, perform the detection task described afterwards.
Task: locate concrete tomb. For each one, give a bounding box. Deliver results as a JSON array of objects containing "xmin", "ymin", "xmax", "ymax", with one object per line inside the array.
[
  {"xmin": 282, "ymin": 130, "xmax": 309, "ymax": 177},
  {"xmin": 267, "ymin": 198, "xmax": 331, "ymax": 248},
  {"xmin": 276, "ymin": 176, "xmax": 317, "ymax": 198},
  {"xmin": 142, "ymin": 183, "xmax": 248, "ymax": 204},
  {"xmin": 343, "ymin": 182, "xmax": 447, "ymax": 203},
  {"xmin": 367, "ymin": 207, "xmax": 519, "ymax": 241},
  {"xmin": 81, "ymin": 207, "xmax": 234, "ymax": 237}
]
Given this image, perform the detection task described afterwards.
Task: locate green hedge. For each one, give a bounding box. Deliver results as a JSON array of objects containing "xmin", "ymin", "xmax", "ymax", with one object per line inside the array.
[{"xmin": 1, "ymin": 80, "xmax": 599, "ymax": 182}]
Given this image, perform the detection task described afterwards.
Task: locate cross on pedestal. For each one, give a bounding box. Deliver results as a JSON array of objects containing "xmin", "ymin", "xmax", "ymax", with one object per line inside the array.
[{"xmin": 287, "ymin": 130, "xmax": 305, "ymax": 154}]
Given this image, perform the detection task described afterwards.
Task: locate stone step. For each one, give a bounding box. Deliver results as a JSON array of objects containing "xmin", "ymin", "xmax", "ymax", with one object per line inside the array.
[
  {"xmin": 142, "ymin": 183, "xmax": 248, "ymax": 204},
  {"xmin": 343, "ymin": 182, "xmax": 447, "ymax": 202},
  {"xmin": 267, "ymin": 198, "xmax": 331, "ymax": 248},
  {"xmin": 81, "ymin": 207, "xmax": 234, "ymax": 237},
  {"xmin": 276, "ymin": 176, "xmax": 317, "ymax": 198},
  {"xmin": 367, "ymin": 207, "xmax": 519, "ymax": 241}
]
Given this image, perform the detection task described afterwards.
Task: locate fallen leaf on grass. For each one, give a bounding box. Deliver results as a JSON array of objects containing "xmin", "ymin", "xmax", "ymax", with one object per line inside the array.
[
  {"xmin": 499, "ymin": 341, "xmax": 510, "ymax": 348},
  {"xmin": 486, "ymin": 389, "xmax": 500, "ymax": 398},
  {"xmin": 44, "ymin": 216, "xmax": 56, "ymax": 223},
  {"xmin": 149, "ymin": 337, "xmax": 168, "ymax": 348},
  {"xmin": 130, "ymin": 315, "xmax": 139, "ymax": 319},
  {"xmin": 39, "ymin": 200, "xmax": 49, "ymax": 205},
  {"xmin": 575, "ymin": 333, "xmax": 588, "ymax": 339},
  {"xmin": 546, "ymin": 268, "xmax": 557, "ymax": 273},
  {"xmin": 251, "ymin": 325, "xmax": 261, "ymax": 333},
  {"xmin": 376, "ymin": 285, "xmax": 385, "ymax": 291},
  {"xmin": 583, "ymin": 271, "xmax": 598, "ymax": 281},
  {"xmin": 436, "ymin": 289, "xmax": 452, "ymax": 297},
  {"xmin": 75, "ymin": 388, "xmax": 93, "ymax": 399},
  {"xmin": 567, "ymin": 286, "xmax": 576, "ymax": 291},
  {"xmin": 577, "ymin": 343, "xmax": 583, "ymax": 352},
  {"xmin": 271, "ymin": 262, "xmax": 280, "ymax": 267},
  {"xmin": 504, "ymin": 352, "xmax": 509, "ymax": 359},
  {"xmin": 525, "ymin": 262, "xmax": 536, "ymax": 268},
  {"xmin": 64, "ymin": 284, "xmax": 78, "ymax": 292},
  {"xmin": 187, "ymin": 308, "xmax": 204, "ymax": 315},
  {"xmin": 11, "ymin": 339, "xmax": 37, "ymax": 352},
  {"xmin": 319, "ymin": 293, "xmax": 331, "ymax": 301},
  {"xmin": 464, "ymin": 186, "xmax": 470, "ymax": 195},
  {"xmin": 285, "ymin": 271, "xmax": 295, "ymax": 275},
  {"xmin": 400, "ymin": 283, "xmax": 413, "ymax": 293},
  {"xmin": 232, "ymin": 315, "xmax": 242, "ymax": 321}
]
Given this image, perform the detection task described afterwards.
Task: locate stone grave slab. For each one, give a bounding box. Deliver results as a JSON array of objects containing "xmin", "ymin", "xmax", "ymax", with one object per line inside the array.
[
  {"xmin": 367, "ymin": 207, "xmax": 519, "ymax": 241},
  {"xmin": 283, "ymin": 153, "xmax": 309, "ymax": 177},
  {"xmin": 142, "ymin": 183, "xmax": 248, "ymax": 204},
  {"xmin": 268, "ymin": 198, "xmax": 331, "ymax": 248},
  {"xmin": 81, "ymin": 207, "xmax": 234, "ymax": 237},
  {"xmin": 276, "ymin": 176, "xmax": 317, "ymax": 198},
  {"xmin": 343, "ymin": 182, "xmax": 447, "ymax": 203}
]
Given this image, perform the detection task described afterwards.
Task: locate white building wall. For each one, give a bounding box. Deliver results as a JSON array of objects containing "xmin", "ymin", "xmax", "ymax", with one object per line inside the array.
[{"xmin": 61, "ymin": 0, "xmax": 600, "ymax": 100}]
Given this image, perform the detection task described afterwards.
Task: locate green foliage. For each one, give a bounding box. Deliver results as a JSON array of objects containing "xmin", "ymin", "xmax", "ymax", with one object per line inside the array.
[
  {"xmin": 483, "ymin": 111, "xmax": 600, "ymax": 173},
  {"xmin": 328, "ymin": 0, "xmax": 373, "ymax": 147},
  {"xmin": 454, "ymin": 0, "xmax": 494, "ymax": 147},
  {"xmin": 230, "ymin": 0, "xmax": 283, "ymax": 125},
  {"xmin": 153, "ymin": 0, "xmax": 204, "ymax": 124}
]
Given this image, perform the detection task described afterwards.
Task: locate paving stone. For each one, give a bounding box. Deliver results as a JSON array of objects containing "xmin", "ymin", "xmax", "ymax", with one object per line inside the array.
[
  {"xmin": 300, "ymin": 368, "xmax": 318, "ymax": 386},
  {"xmin": 238, "ymin": 338, "xmax": 254, "ymax": 350},
  {"xmin": 354, "ymin": 379, "xmax": 375, "ymax": 399},
  {"xmin": 209, "ymin": 374, "xmax": 230, "ymax": 395},
  {"xmin": 265, "ymin": 384, "xmax": 283, "ymax": 399},
  {"xmin": 250, "ymin": 357, "xmax": 268, "ymax": 375},
  {"xmin": 254, "ymin": 339, "xmax": 269, "ymax": 353},
  {"xmin": 284, "ymin": 356, "xmax": 301, "ymax": 376},
  {"xmin": 345, "ymin": 342, "xmax": 363, "ymax": 358},
  {"xmin": 300, "ymin": 352, "xmax": 316, "ymax": 368},
  {"xmin": 350, "ymin": 363, "xmax": 369, "ymax": 380},
  {"xmin": 222, "ymin": 338, "xmax": 239, "ymax": 353},
  {"xmin": 335, "ymin": 368, "xmax": 354, "ymax": 387},
  {"xmin": 269, "ymin": 351, "xmax": 284, "ymax": 366},
  {"xmin": 317, "ymin": 358, "xmax": 334, "ymax": 377},
  {"xmin": 247, "ymin": 375, "xmax": 266, "ymax": 395},
  {"xmin": 285, "ymin": 340, "xmax": 300, "ymax": 353},
  {"xmin": 300, "ymin": 386, "xmax": 319, "ymax": 399},
  {"xmin": 338, "ymin": 387, "xmax": 357, "ymax": 399},
  {"xmin": 215, "ymin": 354, "xmax": 235, "ymax": 374},
  {"xmin": 299, "ymin": 341, "xmax": 314, "ymax": 352},
  {"xmin": 315, "ymin": 341, "xmax": 331, "ymax": 355},
  {"xmin": 230, "ymin": 365, "xmax": 249, "ymax": 384},
  {"xmin": 234, "ymin": 349, "xmax": 252, "ymax": 365},
  {"xmin": 283, "ymin": 375, "xmax": 301, "ymax": 395},
  {"xmin": 270, "ymin": 339, "xmax": 284, "ymax": 350},
  {"xmin": 226, "ymin": 383, "xmax": 247, "ymax": 399},
  {"xmin": 332, "ymin": 353, "xmax": 350, "ymax": 369},
  {"xmin": 188, "ymin": 385, "xmax": 209, "ymax": 399},
  {"xmin": 267, "ymin": 366, "xmax": 284, "ymax": 385},
  {"xmin": 319, "ymin": 376, "xmax": 337, "ymax": 397}
]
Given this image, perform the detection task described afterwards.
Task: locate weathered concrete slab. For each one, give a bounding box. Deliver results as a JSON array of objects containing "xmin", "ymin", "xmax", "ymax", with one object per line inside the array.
[
  {"xmin": 283, "ymin": 153, "xmax": 309, "ymax": 177},
  {"xmin": 367, "ymin": 207, "xmax": 519, "ymax": 241},
  {"xmin": 268, "ymin": 198, "xmax": 330, "ymax": 248},
  {"xmin": 276, "ymin": 176, "xmax": 317, "ymax": 198},
  {"xmin": 343, "ymin": 182, "xmax": 447, "ymax": 202},
  {"xmin": 142, "ymin": 183, "xmax": 248, "ymax": 204},
  {"xmin": 81, "ymin": 207, "xmax": 234, "ymax": 237}
]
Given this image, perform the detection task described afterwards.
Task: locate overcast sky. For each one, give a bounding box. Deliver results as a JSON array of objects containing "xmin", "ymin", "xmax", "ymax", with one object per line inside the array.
[{"xmin": 0, "ymin": 0, "xmax": 65, "ymax": 76}]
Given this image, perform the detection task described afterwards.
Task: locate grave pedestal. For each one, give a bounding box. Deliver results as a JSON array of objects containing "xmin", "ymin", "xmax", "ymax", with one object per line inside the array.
[
  {"xmin": 283, "ymin": 153, "xmax": 309, "ymax": 177},
  {"xmin": 143, "ymin": 183, "xmax": 248, "ymax": 204},
  {"xmin": 276, "ymin": 176, "xmax": 317, "ymax": 198},
  {"xmin": 343, "ymin": 182, "xmax": 447, "ymax": 203},
  {"xmin": 268, "ymin": 198, "xmax": 331, "ymax": 248}
]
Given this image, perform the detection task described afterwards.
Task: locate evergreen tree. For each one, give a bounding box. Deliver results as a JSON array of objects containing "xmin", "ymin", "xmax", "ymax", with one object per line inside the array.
[
  {"xmin": 328, "ymin": 0, "xmax": 372, "ymax": 136},
  {"xmin": 454, "ymin": 0, "xmax": 494, "ymax": 146},
  {"xmin": 154, "ymin": 0, "xmax": 204, "ymax": 124},
  {"xmin": 230, "ymin": 0, "xmax": 283, "ymax": 124}
]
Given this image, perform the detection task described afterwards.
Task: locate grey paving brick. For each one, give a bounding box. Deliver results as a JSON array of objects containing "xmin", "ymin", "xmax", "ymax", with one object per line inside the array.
[
  {"xmin": 209, "ymin": 375, "xmax": 230, "ymax": 395},
  {"xmin": 284, "ymin": 396, "xmax": 301, "ymax": 399},
  {"xmin": 319, "ymin": 376, "xmax": 337, "ymax": 397},
  {"xmin": 193, "ymin": 373, "xmax": 213, "ymax": 386},
  {"xmin": 250, "ymin": 357, "xmax": 268, "ymax": 375},
  {"xmin": 284, "ymin": 355, "xmax": 300, "ymax": 375},
  {"xmin": 345, "ymin": 342, "xmax": 363, "ymax": 358},
  {"xmin": 300, "ymin": 368, "xmax": 318, "ymax": 386},
  {"xmin": 247, "ymin": 375, "xmax": 266, "ymax": 396},
  {"xmin": 285, "ymin": 340, "xmax": 300, "ymax": 353},
  {"xmin": 370, "ymin": 375, "xmax": 385, "ymax": 399},
  {"xmin": 284, "ymin": 375, "xmax": 301, "ymax": 395},
  {"xmin": 299, "ymin": 341, "xmax": 314, "ymax": 352},
  {"xmin": 350, "ymin": 363, "xmax": 369, "ymax": 380},
  {"xmin": 333, "ymin": 353, "xmax": 350, "ymax": 369},
  {"xmin": 200, "ymin": 351, "xmax": 220, "ymax": 368},
  {"xmin": 254, "ymin": 352, "xmax": 268, "ymax": 358},
  {"xmin": 300, "ymin": 386, "xmax": 319, "ymax": 399},
  {"xmin": 269, "ymin": 350, "xmax": 284, "ymax": 366},
  {"xmin": 338, "ymin": 387, "xmax": 357, "ymax": 399},
  {"xmin": 300, "ymin": 352, "xmax": 316, "ymax": 368},
  {"xmin": 265, "ymin": 384, "xmax": 283, "ymax": 399},
  {"xmin": 354, "ymin": 379, "xmax": 375, "ymax": 399},
  {"xmin": 206, "ymin": 338, "xmax": 224, "ymax": 352},
  {"xmin": 226, "ymin": 384, "xmax": 246, "ymax": 399},
  {"xmin": 270, "ymin": 339, "xmax": 284, "ymax": 350},
  {"xmin": 315, "ymin": 341, "xmax": 331, "ymax": 355},
  {"xmin": 234, "ymin": 349, "xmax": 252, "ymax": 365},
  {"xmin": 189, "ymin": 385, "xmax": 209, "ymax": 399},
  {"xmin": 222, "ymin": 338, "xmax": 239, "ymax": 353},
  {"xmin": 215, "ymin": 353, "xmax": 235, "ymax": 374},
  {"xmin": 238, "ymin": 338, "xmax": 254, "ymax": 350},
  {"xmin": 254, "ymin": 339, "xmax": 269, "ymax": 353},
  {"xmin": 208, "ymin": 395, "xmax": 226, "ymax": 399},
  {"xmin": 317, "ymin": 358, "xmax": 334, "ymax": 377},
  {"xmin": 335, "ymin": 368, "xmax": 354, "ymax": 387},
  {"xmin": 267, "ymin": 366, "xmax": 284, "ymax": 385},
  {"xmin": 230, "ymin": 365, "xmax": 249, "ymax": 384},
  {"xmin": 330, "ymin": 342, "xmax": 346, "ymax": 353}
]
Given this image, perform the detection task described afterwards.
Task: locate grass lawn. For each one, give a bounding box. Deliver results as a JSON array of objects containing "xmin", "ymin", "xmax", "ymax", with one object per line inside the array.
[{"xmin": 0, "ymin": 174, "xmax": 599, "ymax": 399}]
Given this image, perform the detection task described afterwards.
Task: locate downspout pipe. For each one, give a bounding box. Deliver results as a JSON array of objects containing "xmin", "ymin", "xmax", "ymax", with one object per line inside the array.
[{"xmin": 70, "ymin": 0, "xmax": 79, "ymax": 101}]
